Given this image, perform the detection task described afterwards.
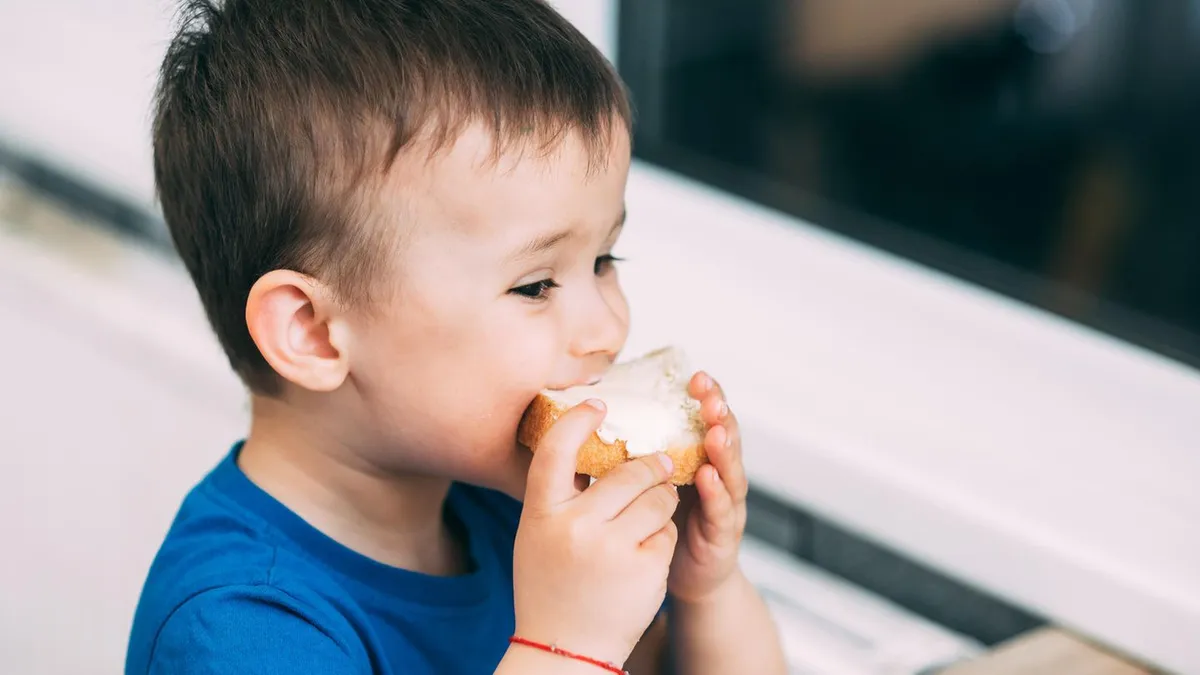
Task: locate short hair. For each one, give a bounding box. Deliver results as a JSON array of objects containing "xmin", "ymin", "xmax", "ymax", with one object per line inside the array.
[{"xmin": 153, "ymin": 0, "xmax": 631, "ymax": 394}]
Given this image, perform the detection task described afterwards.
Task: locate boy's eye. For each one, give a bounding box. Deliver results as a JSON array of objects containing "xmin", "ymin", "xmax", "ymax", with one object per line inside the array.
[
  {"xmin": 594, "ymin": 254, "xmax": 624, "ymax": 275},
  {"xmin": 509, "ymin": 278, "xmax": 560, "ymax": 300},
  {"xmin": 509, "ymin": 256, "xmax": 622, "ymax": 300}
]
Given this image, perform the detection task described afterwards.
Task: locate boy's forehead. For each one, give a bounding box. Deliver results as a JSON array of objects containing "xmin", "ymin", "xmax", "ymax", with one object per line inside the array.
[
  {"xmin": 434, "ymin": 122, "xmax": 626, "ymax": 182},
  {"xmin": 391, "ymin": 122, "xmax": 630, "ymax": 237}
]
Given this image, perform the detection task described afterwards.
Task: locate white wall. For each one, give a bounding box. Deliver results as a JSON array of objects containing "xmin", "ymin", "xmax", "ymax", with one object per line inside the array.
[
  {"xmin": 1, "ymin": 2, "xmax": 1198, "ymax": 673},
  {"xmin": 0, "ymin": 0, "xmax": 611, "ymax": 211},
  {"xmin": 0, "ymin": 214, "xmax": 248, "ymax": 674},
  {"xmin": 0, "ymin": 1, "xmax": 172, "ymax": 212}
]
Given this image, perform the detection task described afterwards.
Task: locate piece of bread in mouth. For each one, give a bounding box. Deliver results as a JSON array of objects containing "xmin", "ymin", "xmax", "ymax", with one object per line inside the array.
[{"xmin": 517, "ymin": 346, "xmax": 708, "ymax": 485}]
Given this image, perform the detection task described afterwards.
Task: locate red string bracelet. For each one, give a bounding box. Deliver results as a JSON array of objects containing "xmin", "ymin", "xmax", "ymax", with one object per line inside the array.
[{"xmin": 508, "ymin": 636, "xmax": 629, "ymax": 674}]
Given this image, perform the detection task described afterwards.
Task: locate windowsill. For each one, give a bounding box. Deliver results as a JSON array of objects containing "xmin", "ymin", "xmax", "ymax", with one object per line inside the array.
[{"xmin": 616, "ymin": 161, "xmax": 1200, "ymax": 675}]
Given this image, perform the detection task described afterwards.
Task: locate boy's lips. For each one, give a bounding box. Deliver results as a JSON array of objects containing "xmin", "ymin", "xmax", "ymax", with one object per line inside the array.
[{"xmin": 546, "ymin": 377, "xmax": 602, "ymax": 391}]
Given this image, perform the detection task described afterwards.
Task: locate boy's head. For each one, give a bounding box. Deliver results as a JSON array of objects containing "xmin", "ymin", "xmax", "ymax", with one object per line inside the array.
[{"xmin": 154, "ymin": 0, "xmax": 633, "ymax": 493}]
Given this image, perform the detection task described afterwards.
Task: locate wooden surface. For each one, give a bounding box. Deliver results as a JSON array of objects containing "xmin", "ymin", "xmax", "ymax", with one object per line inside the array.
[{"xmin": 942, "ymin": 628, "xmax": 1154, "ymax": 675}]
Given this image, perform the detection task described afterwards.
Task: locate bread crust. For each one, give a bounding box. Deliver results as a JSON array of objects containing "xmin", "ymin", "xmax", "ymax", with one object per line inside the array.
[{"xmin": 517, "ymin": 393, "xmax": 707, "ymax": 486}]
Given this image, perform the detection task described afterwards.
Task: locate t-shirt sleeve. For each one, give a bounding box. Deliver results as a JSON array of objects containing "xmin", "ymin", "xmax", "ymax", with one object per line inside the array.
[{"xmin": 146, "ymin": 585, "xmax": 361, "ymax": 675}]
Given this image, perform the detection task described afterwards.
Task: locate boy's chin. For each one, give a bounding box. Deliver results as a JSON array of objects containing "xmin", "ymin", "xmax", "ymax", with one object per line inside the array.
[
  {"xmin": 455, "ymin": 440, "xmax": 532, "ymax": 502},
  {"xmin": 490, "ymin": 447, "xmax": 534, "ymax": 502}
]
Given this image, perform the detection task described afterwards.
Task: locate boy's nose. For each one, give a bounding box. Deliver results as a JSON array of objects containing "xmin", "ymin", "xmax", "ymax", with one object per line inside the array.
[{"xmin": 569, "ymin": 289, "xmax": 628, "ymax": 361}]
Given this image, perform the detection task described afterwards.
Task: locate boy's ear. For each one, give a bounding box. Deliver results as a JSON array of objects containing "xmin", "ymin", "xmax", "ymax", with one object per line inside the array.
[{"xmin": 246, "ymin": 270, "xmax": 351, "ymax": 393}]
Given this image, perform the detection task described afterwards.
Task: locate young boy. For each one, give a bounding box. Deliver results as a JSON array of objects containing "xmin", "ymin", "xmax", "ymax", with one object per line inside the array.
[{"xmin": 125, "ymin": 1, "xmax": 787, "ymax": 673}]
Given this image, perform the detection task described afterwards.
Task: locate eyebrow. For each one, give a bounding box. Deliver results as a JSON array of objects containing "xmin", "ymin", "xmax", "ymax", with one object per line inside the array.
[{"xmin": 509, "ymin": 207, "xmax": 626, "ymax": 260}]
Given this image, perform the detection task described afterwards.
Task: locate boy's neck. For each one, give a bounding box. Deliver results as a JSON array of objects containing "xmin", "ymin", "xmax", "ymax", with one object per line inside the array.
[{"xmin": 237, "ymin": 395, "xmax": 468, "ymax": 577}]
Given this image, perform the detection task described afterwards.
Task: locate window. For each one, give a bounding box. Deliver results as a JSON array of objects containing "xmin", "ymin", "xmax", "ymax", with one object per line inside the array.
[{"xmin": 618, "ymin": 0, "xmax": 1200, "ymax": 370}]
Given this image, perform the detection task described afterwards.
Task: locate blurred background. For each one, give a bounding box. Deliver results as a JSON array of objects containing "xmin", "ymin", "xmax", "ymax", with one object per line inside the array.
[
  {"xmin": 1, "ymin": 1, "xmax": 1197, "ymax": 674},
  {"xmin": 622, "ymin": 0, "xmax": 1200, "ymax": 365}
]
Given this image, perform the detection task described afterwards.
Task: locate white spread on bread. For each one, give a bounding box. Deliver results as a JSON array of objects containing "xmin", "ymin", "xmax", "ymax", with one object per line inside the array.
[{"xmin": 542, "ymin": 347, "xmax": 702, "ymax": 456}]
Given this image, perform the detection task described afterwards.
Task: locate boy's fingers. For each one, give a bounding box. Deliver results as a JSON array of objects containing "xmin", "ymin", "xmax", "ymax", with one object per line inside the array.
[
  {"xmin": 701, "ymin": 393, "xmax": 728, "ymax": 426},
  {"xmin": 615, "ymin": 484, "xmax": 680, "ymax": 543},
  {"xmin": 578, "ymin": 453, "xmax": 675, "ymax": 520},
  {"xmin": 524, "ymin": 400, "xmax": 606, "ymax": 512},
  {"xmin": 706, "ymin": 424, "xmax": 748, "ymax": 503},
  {"xmin": 640, "ymin": 520, "xmax": 679, "ymax": 557},
  {"xmin": 688, "ymin": 371, "xmax": 718, "ymax": 400},
  {"xmin": 698, "ymin": 466, "xmax": 733, "ymax": 517},
  {"xmin": 696, "ymin": 466, "xmax": 737, "ymax": 545}
]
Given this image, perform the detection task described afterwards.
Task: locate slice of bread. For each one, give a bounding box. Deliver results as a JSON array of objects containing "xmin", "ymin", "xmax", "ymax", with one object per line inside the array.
[{"xmin": 517, "ymin": 346, "xmax": 708, "ymax": 485}]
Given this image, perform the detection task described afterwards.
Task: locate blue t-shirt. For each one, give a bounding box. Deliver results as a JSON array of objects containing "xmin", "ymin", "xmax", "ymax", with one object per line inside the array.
[{"xmin": 125, "ymin": 443, "xmax": 523, "ymax": 674}]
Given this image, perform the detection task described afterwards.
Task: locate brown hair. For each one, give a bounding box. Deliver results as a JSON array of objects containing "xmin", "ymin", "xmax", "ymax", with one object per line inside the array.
[{"xmin": 153, "ymin": 0, "xmax": 631, "ymax": 394}]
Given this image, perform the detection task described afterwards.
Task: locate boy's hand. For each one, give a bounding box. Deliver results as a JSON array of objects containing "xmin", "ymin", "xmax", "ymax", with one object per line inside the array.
[
  {"xmin": 511, "ymin": 400, "xmax": 680, "ymax": 669},
  {"xmin": 667, "ymin": 372, "xmax": 750, "ymax": 604}
]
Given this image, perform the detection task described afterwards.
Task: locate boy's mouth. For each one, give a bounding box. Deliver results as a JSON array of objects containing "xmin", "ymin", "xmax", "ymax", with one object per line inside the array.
[{"xmin": 544, "ymin": 376, "xmax": 604, "ymax": 392}]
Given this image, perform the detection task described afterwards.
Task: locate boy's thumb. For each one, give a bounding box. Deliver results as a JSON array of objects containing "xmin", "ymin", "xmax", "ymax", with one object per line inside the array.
[{"xmin": 524, "ymin": 400, "xmax": 605, "ymax": 511}]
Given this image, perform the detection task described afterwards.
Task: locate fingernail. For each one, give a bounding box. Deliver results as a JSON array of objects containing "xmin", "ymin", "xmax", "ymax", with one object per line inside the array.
[
  {"xmin": 718, "ymin": 401, "xmax": 729, "ymax": 418},
  {"xmin": 657, "ymin": 453, "xmax": 674, "ymax": 475},
  {"xmin": 583, "ymin": 398, "xmax": 606, "ymax": 412},
  {"xmin": 700, "ymin": 373, "xmax": 713, "ymax": 391}
]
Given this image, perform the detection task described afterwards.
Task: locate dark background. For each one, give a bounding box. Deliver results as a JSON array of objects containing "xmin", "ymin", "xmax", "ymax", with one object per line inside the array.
[{"xmin": 618, "ymin": 0, "xmax": 1200, "ymax": 371}]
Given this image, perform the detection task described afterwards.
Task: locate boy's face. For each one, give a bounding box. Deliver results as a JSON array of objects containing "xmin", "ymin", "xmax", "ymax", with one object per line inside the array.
[{"xmin": 344, "ymin": 123, "xmax": 632, "ymax": 497}]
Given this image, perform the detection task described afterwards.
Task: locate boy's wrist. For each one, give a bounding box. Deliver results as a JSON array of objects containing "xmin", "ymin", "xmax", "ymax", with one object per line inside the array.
[
  {"xmin": 669, "ymin": 567, "xmax": 752, "ymax": 613},
  {"xmin": 499, "ymin": 641, "xmax": 626, "ymax": 675}
]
